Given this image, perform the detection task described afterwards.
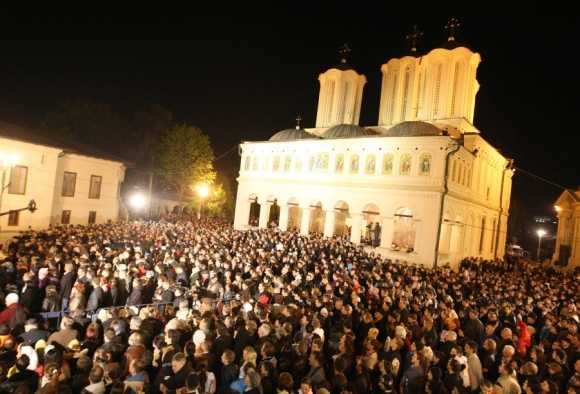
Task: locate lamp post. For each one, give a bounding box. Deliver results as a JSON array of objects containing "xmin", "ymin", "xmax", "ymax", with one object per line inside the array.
[
  {"xmin": 0, "ymin": 152, "xmax": 20, "ymax": 234},
  {"xmin": 129, "ymin": 192, "xmax": 147, "ymax": 221},
  {"xmin": 195, "ymin": 183, "xmax": 210, "ymax": 220},
  {"xmin": 536, "ymin": 229, "xmax": 546, "ymax": 262}
]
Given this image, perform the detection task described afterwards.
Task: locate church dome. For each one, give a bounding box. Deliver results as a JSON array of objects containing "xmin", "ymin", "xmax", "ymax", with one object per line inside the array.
[
  {"xmin": 269, "ymin": 127, "xmax": 320, "ymax": 142},
  {"xmin": 387, "ymin": 121, "xmax": 442, "ymax": 137},
  {"xmin": 322, "ymin": 124, "xmax": 375, "ymax": 139}
]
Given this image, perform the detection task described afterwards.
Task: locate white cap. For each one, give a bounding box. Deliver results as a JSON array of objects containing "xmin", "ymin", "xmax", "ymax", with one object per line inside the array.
[{"xmin": 5, "ymin": 293, "xmax": 19, "ymax": 306}]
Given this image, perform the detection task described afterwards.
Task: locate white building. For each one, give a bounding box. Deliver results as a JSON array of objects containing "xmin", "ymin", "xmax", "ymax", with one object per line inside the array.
[
  {"xmin": 234, "ymin": 33, "xmax": 514, "ymax": 268},
  {"xmin": 0, "ymin": 121, "xmax": 126, "ymax": 239},
  {"xmin": 554, "ymin": 189, "xmax": 580, "ymax": 269}
]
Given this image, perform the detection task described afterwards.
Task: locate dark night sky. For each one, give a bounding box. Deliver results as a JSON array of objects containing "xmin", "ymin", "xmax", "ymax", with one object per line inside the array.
[{"xmin": 0, "ymin": 5, "xmax": 577, "ymax": 219}]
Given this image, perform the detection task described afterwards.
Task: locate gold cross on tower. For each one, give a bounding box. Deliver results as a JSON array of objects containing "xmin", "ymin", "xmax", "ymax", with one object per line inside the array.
[
  {"xmin": 445, "ymin": 17, "xmax": 461, "ymax": 42},
  {"xmin": 405, "ymin": 25, "xmax": 423, "ymax": 53}
]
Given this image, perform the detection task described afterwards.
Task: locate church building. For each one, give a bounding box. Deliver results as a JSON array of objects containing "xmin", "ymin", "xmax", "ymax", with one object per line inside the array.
[{"xmin": 234, "ymin": 20, "xmax": 514, "ymax": 268}]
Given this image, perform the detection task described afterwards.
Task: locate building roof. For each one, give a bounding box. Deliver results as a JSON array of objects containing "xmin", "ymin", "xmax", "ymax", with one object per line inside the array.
[
  {"xmin": 0, "ymin": 120, "xmax": 129, "ymax": 164},
  {"xmin": 385, "ymin": 121, "xmax": 443, "ymax": 137},
  {"xmin": 322, "ymin": 124, "xmax": 376, "ymax": 139},
  {"xmin": 269, "ymin": 127, "xmax": 320, "ymax": 142}
]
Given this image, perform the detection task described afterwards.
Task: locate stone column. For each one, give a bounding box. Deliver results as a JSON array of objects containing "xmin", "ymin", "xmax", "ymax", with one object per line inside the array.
[
  {"xmin": 300, "ymin": 207, "xmax": 312, "ymax": 236},
  {"xmin": 278, "ymin": 204, "xmax": 289, "ymax": 231},
  {"xmin": 323, "ymin": 210, "xmax": 335, "ymax": 237},
  {"xmin": 380, "ymin": 216, "xmax": 394, "ymax": 248},
  {"xmin": 258, "ymin": 203, "xmax": 271, "ymax": 229},
  {"xmin": 350, "ymin": 213, "xmax": 363, "ymax": 244}
]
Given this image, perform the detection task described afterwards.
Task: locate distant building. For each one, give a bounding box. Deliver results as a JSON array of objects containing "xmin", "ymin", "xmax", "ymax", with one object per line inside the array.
[
  {"xmin": 554, "ymin": 188, "xmax": 580, "ymax": 269},
  {"xmin": 0, "ymin": 121, "xmax": 126, "ymax": 238},
  {"xmin": 234, "ymin": 26, "xmax": 514, "ymax": 268}
]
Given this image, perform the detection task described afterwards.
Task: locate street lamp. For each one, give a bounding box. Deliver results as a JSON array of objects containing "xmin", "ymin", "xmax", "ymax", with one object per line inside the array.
[
  {"xmin": 536, "ymin": 228, "xmax": 547, "ymax": 262},
  {"xmin": 195, "ymin": 183, "xmax": 210, "ymax": 220},
  {"xmin": 129, "ymin": 193, "xmax": 147, "ymax": 210}
]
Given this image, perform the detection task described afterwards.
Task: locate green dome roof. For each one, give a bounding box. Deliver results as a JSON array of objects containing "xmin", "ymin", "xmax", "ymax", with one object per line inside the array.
[
  {"xmin": 322, "ymin": 124, "xmax": 375, "ymax": 139},
  {"xmin": 269, "ymin": 128, "xmax": 320, "ymax": 142},
  {"xmin": 387, "ymin": 121, "xmax": 442, "ymax": 137}
]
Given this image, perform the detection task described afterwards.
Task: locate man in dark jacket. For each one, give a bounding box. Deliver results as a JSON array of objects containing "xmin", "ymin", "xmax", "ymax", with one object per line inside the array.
[
  {"xmin": 463, "ymin": 308, "xmax": 485, "ymax": 344},
  {"xmin": 19, "ymin": 318, "xmax": 50, "ymax": 346},
  {"xmin": 59, "ymin": 261, "xmax": 76, "ymax": 311},
  {"xmin": 19, "ymin": 272, "xmax": 41, "ymax": 314},
  {"xmin": 126, "ymin": 279, "xmax": 143, "ymax": 306}
]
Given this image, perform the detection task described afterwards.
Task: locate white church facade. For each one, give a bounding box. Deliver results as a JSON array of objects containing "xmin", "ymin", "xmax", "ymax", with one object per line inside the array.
[{"xmin": 234, "ymin": 28, "xmax": 514, "ymax": 268}]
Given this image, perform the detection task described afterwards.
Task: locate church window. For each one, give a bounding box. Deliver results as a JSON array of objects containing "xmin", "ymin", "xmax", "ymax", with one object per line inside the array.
[
  {"xmin": 316, "ymin": 153, "xmax": 329, "ymax": 172},
  {"xmin": 479, "ymin": 217, "xmax": 486, "ymax": 254},
  {"xmin": 467, "ymin": 167, "xmax": 472, "ymax": 188},
  {"xmin": 308, "ymin": 156, "xmax": 316, "ymax": 172},
  {"xmin": 335, "ymin": 153, "xmax": 345, "ymax": 173},
  {"xmin": 401, "ymin": 66, "xmax": 411, "ymax": 120},
  {"xmin": 451, "ymin": 62, "xmax": 461, "ymax": 116},
  {"xmin": 295, "ymin": 158, "xmax": 302, "ymax": 172},
  {"xmin": 284, "ymin": 155, "xmax": 292, "ymax": 172},
  {"xmin": 252, "ymin": 157, "xmax": 258, "ymax": 171},
  {"xmin": 350, "ymin": 154, "xmax": 360, "ymax": 174},
  {"xmin": 262, "ymin": 157, "xmax": 269, "ymax": 172},
  {"xmin": 244, "ymin": 156, "xmax": 251, "ymax": 171},
  {"xmin": 365, "ymin": 154, "xmax": 376, "ymax": 175},
  {"xmin": 399, "ymin": 154, "xmax": 412, "ymax": 176},
  {"xmin": 419, "ymin": 153, "xmax": 431, "ymax": 176},
  {"xmin": 272, "ymin": 156, "xmax": 280, "ymax": 172},
  {"xmin": 389, "ymin": 70, "xmax": 398, "ymax": 123},
  {"xmin": 392, "ymin": 207, "xmax": 416, "ymax": 252},
  {"xmin": 433, "ymin": 63, "xmax": 443, "ymax": 118},
  {"xmin": 382, "ymin": 153, "xmax": 393, "ymax": 175}
]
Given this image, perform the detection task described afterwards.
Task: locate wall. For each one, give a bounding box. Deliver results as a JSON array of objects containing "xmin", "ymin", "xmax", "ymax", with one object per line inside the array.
[{"xmin": 0, "ymin": 137, "xmax": 61, "ymax": 235}]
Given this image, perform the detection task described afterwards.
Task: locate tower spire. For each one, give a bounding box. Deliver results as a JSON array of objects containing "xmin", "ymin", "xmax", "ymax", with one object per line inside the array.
[
  {"xmin": 445, "ymin": 17, "xmax": 461, "ymax": 42},
  {"xmin": 405, "ymin": 24, "xmax": 423, "ymax": 53}
]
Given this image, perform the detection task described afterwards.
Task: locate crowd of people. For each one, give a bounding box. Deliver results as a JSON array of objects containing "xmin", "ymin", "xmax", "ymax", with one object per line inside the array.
[{"xmin": 0, "ymin": 218, "xmax": 577, "ymax": 394}]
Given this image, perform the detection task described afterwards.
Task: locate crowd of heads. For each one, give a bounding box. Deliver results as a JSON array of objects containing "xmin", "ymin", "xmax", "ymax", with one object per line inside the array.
[{"xmin": 0, "ymin": 218, "xmax": 578, "ymax": 394}]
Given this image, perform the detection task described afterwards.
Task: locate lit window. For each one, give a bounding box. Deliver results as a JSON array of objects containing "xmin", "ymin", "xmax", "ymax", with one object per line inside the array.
[
  {"xmin": 419, "ymin": 153, "xmax": 431, "ymax": 176},
  {"xmin": 262, "ymin": 157, "xmax": 269, "ymax": 171},
  {"xmin": 350, "ymin": 154, "xmax": 360, "ymax": 174},
  {"xmin": 273, "ymin": 156, "xmax": 280, "ymax": 172},
  {"xmin": 251, "ymin": 157, "xmax": 258, "ymax": 171},
  {"xmin": 244, "ymin": 156, "xmax": 251, "ymax": 171},
  {"xmin": 8, "ymin": 165, "xmax": 27, "ymax": 195},
  {"xmin": 316, "ymin": 153, "xmax": 329, "ymax": 172},
  {"xmin": 382, "ymin": 153, "xmax": 393, "ymax": 175},
  {"xmin": 308, "ymin": 156, "xmax": 315, "ymax": 172},
  {"xmin": 295, "ymin": 158, "xmax": 302, "ymax": 172},
  {"xmin": 284, "ymin": 155, "xmax": 292, "ymax": 172},
  {"xmin": 62, "ymin": 172, "xmax": 77, "ymax": 197},
  {"xmin": 365, "ymin": 154, "xmax": 376, "ymax": 175},
  {"xmin": 88, "ymin": 211, "xmax": 97, "ymax": 225},
  {"xmin": 335, "ymin": 154, "xmax": 344, "ymax": 173},
  {"xmin": 399, "ymin": 154, "xmax": 412, "ymax": 176},
  {"xmin": 89, "ymin": 175, "xmax": 102, "ymax": 199}
]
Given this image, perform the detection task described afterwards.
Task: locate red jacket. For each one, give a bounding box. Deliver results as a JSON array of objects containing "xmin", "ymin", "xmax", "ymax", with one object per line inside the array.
[{"xmin": 0, "ymin": 303, "xmax": 24, "ymax": 326}]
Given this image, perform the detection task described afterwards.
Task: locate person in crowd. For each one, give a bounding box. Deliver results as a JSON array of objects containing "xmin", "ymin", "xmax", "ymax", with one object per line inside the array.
[{"xmin": 0, "ymin": 219, "xmax": 575, "ymax": 394}]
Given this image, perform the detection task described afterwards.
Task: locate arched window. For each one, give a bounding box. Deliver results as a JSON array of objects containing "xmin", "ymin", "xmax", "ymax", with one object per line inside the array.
[
  {"xmin": 419, "ymin": 153, "xmax": 431, "ymax": 176},
  {"xmin": 252, "ymin": 157, "xmax": 258, "ymax": 171},
  {"xmin": 262, "ymin": 156, "xmax": 269, "ymax": 172},
  {"xmin": 401, "ymin": 66, "xmax": 411, "ymax": 120},
  {"xmin": 433, "ymin": 63, "xmax": 443, "ymax": 118},
  {"xmin": 335, "ymin": 153, "xmax": 345, "ymax": 173},
  {"xmin": 451, "ymin": 62, "xmax": 461, "ymax": 116},
  {"xmin": 479, "ymin": 216, "xmax": 486, "ymax": 254},
  {"xmin": 272, "ymin": 156, "xmax": 281, "ymax": 172},
  {"xmin": 467, "ymin": 166, "xmax": 472, "ymax": 188},
  {"xmin": 399, "ymin": 154, "xmax": 412, "ymax": 176},
  {"xmin": 388, "ymin": 70, "xmax": 398, "ymax": 124},
  {"xmin": 316, "ymin": 153, "xmax": 329, "ymax": 172},
  {"xmin": 244, "ymin": 156, "xmax": 251, "ymax": 171},
  {"xmin": 392, "ymin": 207, "xmax": 416, "ymax": 252},
  {"xmin": 284, "ymin": 155, "xmax": 292, "ymax": 172},
  {"xmin": 308, "ymin": 156, "xmax": 316, "ymax": 172},
  {"xmin": 382, "ymin": 153, "xmax": 393, "ymax": 175},
  {"xmin": 490, "ymin": 218, "xmax": 497, "ymax": 253},
  {"xmin": 365, "ymin": 154, "xmax": 376, "ymax": 175},
  {"xmin": 350, "ymin": 154, "xmax": 360, "ymax": 174},
  {"xmin": 295, "ymin": 158, "xmax": 302, "ymax": 172}
]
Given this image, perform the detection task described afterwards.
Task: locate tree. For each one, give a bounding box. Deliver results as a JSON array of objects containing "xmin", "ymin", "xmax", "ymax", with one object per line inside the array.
[
  {"xmin": 155, "ymin": 124, "xmax": 216, "ymax": 201},
  {"xmin": 191, "ymin": 179, "xmax": 235, "ymax": 219}
]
